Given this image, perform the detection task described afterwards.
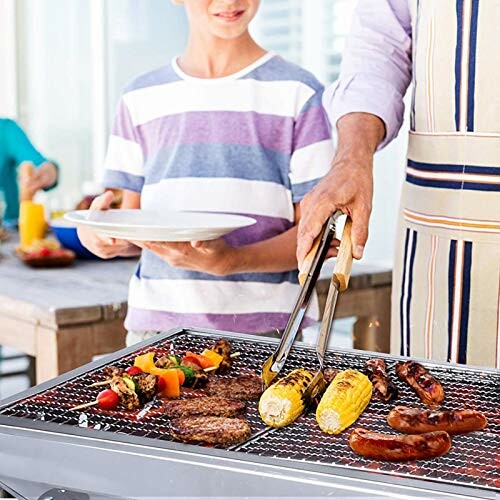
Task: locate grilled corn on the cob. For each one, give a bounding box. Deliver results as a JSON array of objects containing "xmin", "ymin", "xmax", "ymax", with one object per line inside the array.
[
  {"xmin": 259, "ymin": 369, "xmax": 314, "ymax": 428},
  {"xmin": 316, "ymin": 369, "xmax": 372, "ymax": 434}
]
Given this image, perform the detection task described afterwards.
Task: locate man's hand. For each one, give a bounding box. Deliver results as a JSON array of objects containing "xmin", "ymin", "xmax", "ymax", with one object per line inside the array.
[
  {"xmin": 77, "ymin": 191, "xmax": 140, "ymax": 259},
  {"xmin": 131, "ymin": 238, "xmax": 237, "ymax": 276},
  {"xmin": 297, "ymin": 113, "xmax": 385, "ymax": 265}
]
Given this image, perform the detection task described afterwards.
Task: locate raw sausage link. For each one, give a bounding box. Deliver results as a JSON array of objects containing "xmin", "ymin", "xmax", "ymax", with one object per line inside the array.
[
  {"xmin": 349, "ymin": 427, "xmax": 451, "ymax": 461},
  {"xmin": 387, "ymin": 406, "xmax": 487, "ymax": 435}
]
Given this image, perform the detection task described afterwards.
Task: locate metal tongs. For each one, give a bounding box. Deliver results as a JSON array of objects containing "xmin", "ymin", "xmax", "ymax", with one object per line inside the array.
[{"xmin": 261, "ymin": 211, "xmax": 353, "ymax": 402}]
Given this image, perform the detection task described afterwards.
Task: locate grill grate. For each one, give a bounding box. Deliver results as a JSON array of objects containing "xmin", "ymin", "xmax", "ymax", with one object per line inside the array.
[{"xmin": 1, "ymin": 331, "xmax": 499, "ymax": 492}]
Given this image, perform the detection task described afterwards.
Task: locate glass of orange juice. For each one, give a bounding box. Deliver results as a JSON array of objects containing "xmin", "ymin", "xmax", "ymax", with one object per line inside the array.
[{"xmin": 19, "ymin": 201, "xmax": 47, "ymax": 248}]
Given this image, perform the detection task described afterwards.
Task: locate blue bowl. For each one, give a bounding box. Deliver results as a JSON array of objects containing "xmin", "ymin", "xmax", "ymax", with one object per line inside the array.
[{"xmin": 50, "ymin": 219, "xmax": 101, "ymax": 260}]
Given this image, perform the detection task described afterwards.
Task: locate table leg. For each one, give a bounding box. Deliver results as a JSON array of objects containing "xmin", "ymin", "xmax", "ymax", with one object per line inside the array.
[
  {"xmin": 352, "ymin": 286, "xmax": 391, "ymax": 353},
  {"xmin": 35, "ymin": 319, "xmax": 126, "ymax": 384}
]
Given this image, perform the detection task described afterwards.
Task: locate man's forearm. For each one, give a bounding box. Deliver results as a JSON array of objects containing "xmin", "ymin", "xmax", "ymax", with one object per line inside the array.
[
  {"xmin": 336, "ymin": 113, "xmax": 386, "ymax": 160},
  {"xmin": 232, "ymin": 226, "xmax": 299, "ymax": 274}
]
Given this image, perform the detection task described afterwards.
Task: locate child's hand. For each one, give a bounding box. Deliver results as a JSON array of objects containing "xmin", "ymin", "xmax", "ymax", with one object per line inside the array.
[
  {"xmin": 131, "ymin": 238, "xmax": 238, "ymax": 276},
  {"xmin": 77, "ymin": 191, "xmax": 139, "ymax": 259}
]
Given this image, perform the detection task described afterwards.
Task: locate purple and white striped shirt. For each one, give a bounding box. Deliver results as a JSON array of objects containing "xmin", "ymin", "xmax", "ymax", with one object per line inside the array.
[{"xmin": 102, "ymin": 52, "xmax": 334, "ymax": 334}]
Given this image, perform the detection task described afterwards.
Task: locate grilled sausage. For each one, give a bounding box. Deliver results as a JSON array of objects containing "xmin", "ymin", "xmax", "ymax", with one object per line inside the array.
[
  {"xmin": 396, "ymin": 361, "xmax": 444, "ymax": 406},
  {"xmin": 349, "ymin": 428, "xmax": 451, "ymax": 461},
  {"xmin": 387, "ymin": 406, "xmax": 487, "ymax": 435},
  {"xmin": 365, "ymin": 359, "xmax": 398, "ymax": 402}
]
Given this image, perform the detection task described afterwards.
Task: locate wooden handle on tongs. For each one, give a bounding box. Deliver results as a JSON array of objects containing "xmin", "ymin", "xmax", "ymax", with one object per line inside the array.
[
  {"xmin": 333, "ymin": 217, "xmax": 353, "ymax": 292},
  {"xmin": 298, "ymin": 235, "xmax": 321, "ymax": 286}
]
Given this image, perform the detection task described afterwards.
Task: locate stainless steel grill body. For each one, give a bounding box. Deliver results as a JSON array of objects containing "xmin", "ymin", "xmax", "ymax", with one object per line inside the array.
[{"xmin": 0, "ymin": 328, "xmax": 498, "ymax": 499}]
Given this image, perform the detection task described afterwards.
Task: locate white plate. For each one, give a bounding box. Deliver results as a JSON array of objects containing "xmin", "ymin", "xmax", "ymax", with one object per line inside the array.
[{"xmin": 64, "ymin": 210, "xmax": 256, "ymax": 242}]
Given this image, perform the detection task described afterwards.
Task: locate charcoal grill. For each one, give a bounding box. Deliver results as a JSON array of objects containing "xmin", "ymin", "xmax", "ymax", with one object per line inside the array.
[{"xmin": 0, "ymin": 328, "xmax": 498, "ymax": 499}]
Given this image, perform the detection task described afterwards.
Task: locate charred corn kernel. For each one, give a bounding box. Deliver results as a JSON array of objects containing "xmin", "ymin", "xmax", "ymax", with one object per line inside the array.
[
  {"xmin": 259, "ymin": 369, "xmax": 314, "ymax": 428},
  {"xmin": 316, "ymin": 369, "xmax": 372, "ymax": 434}
]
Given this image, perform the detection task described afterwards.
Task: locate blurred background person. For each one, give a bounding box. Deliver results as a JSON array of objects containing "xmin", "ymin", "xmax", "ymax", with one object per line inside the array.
[{"xmin": 0, "ymin": 117, "xmax": 58, "ymax": 224}]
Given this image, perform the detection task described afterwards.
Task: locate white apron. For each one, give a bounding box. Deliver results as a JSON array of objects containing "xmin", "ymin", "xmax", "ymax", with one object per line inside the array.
[{"xmin": 391, "ymin": 0, "xmax": 500, "ymax": 368}]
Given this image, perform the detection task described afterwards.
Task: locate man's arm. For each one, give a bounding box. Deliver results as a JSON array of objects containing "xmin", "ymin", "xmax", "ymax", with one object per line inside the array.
[
  {"xmin": 298, "ymin": 0, "xmax": 412, "ymax": 263},
  {"xmin": 325, "ymin": 0, "xmax": 412, "ymax": 148}
]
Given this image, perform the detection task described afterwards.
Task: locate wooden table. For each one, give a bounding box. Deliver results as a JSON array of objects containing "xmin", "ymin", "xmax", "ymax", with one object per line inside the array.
[
  {"xmin": 0, "ymin": 238, "xmax": 137, "ymax": 384},
  {"xmin": 0, "ymin": 237, "xmax": 391, "ymax": 385}
]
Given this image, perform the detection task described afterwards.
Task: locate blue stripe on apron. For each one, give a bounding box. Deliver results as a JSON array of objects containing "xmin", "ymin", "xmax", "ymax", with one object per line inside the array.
[
  {"xmin": 406, "ymin": 176, "xmax": 500, "ymax": 192},
  {"xmin": 406, "ymin": 231, "xmax": 418, "ymax": 357},
  {"xmin": 467, "ymin": 0, "xmax": 479, "ymax": 131},
  {"xmin": 408, "ymin": 160, "xmax": 500, "ymax": 176},
  {"xmin": 447, "ymin": 240, "xmax": 457, "ymax": 361},
  {"xmin": 454, "ymin": 0, "xmax": 464, "ymax": 131},
  {"xmin": 447, "ymin": 240, "xmax": 473, "ymax": 364},
  {"xmin": 400, "ymin": 229, "xmax": 411, "ymax": 356},
  {"xmin": 458, "ymin": 241, "xmax": 473, "ymax": 363}
]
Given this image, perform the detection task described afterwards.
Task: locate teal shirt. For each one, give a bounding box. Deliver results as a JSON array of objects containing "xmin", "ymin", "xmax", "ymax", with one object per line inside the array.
[{"xmin": 0, "ymin": 119, "xmax": 51, "ymax": 221}]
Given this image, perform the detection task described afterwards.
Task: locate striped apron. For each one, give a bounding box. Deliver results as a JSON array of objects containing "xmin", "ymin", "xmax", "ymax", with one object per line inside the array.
[{"xmin": 391, "ymin": 0, "xmax": 500, "ymax": 368}]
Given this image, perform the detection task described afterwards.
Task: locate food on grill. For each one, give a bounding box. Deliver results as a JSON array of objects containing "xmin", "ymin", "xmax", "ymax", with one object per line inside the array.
[
  {"xmin": 164, "ymin": 396, "xmax": 246, "ymax": 418},
  {"xmin": 364, "ymin": 359, "xmax": 398, "ymax": 402},
  {"xmin": 155, "ymin": 355, "xmax": 177, "ymax": 369},
  {"xmin": 104, "ymin": 366, "xmax": 125, "ymax": 378},
  {"xmin": 96, "ymin": 389, "xmax": 119, "ymax": 410},
  {"xmin": 125, "ymin": 366, "xmax": 143, "ymax": 376},
  {"xmin": 396, "ymin": 361, "xmax": 444, "ymax": 406},
  {"xmin": 134, "ymin": 352, "xmax": 181, "ymax": 397},
  {"xmin": 323, "ymin": 368, "xmax": 339, "ymax": 385},
  {"xmin": 110, "ymin": 375, "xmax": 140, "ymax": 410},
  {"xmin": 259, "ymin": 369, "xmax": 314, "ymax": 428},
  {"xmin": 169, "ymin": 416, "xmax": 251, "ymax": 445},
  {"xmin": 349, "ymin": 428, "xmax": 451, "ymax": 461},
  {"xmin": 209, "ymin": 338, "xmax": 233, "ymax": 374},
  {"xmin": 205, "ymin": 375, "xmax": 262, "ymax": 401},
  {"xmin": 387, "ymin": 406, "xmax": 488, "ymax": 435},
  {"xmin": 133, "ymin": 373, "xmax": 158, "ymax": 404},
  {"xmin": 316, "ymin": 369, "xmax": 372, "ymax": 434},
  {"xmin": 181, "ymin": 339, "xmax": 234, "ymax": 374}
]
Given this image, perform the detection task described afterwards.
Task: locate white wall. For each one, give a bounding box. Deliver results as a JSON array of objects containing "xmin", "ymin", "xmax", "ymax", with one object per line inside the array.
[{"xmin": 0, "ymin": 0, "xmax": 18, "ymax": 117}]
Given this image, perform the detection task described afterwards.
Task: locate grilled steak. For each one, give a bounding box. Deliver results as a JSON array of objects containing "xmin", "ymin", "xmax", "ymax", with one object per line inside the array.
[
  {"xmin": 133, "ymin": 373, "xmax": 158, "ymax": 404},
  {"xmin": 205, "ymin": 375, "xmax": 262, "ymax": 401},
  {"xmin": 164, "ymin": 396, "xmax": 245, "ymax": 418},
  {"xmin": 170, "ymin": 416, "xmax": 251, "ymax": 445},
  {"xmin": 110, "ymin": 375, "xmax": 140, "ymax": 411}
]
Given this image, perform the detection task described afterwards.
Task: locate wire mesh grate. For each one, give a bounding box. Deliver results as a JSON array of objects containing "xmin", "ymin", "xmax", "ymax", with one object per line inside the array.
[{"xmin": 0, "ymin": 330, "xmax": 498, "ymax": 491}]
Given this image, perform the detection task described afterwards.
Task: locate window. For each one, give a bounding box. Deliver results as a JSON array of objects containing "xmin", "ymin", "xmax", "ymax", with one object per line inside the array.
[{"xmin": 253, "ymin": 0, "xmax": 356, "ymax": 83}]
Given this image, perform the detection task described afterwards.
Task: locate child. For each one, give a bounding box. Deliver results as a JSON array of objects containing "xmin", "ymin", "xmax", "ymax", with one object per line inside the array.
[{"xmin": 79, "ymin": 0, "xmax": 334, "ymax": 345}]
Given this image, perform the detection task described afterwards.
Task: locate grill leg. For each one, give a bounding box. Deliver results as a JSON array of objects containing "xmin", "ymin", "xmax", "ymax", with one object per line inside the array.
[{"xmin": 27, "ymin": 355, "xmax": 36, "ymax": 387}]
